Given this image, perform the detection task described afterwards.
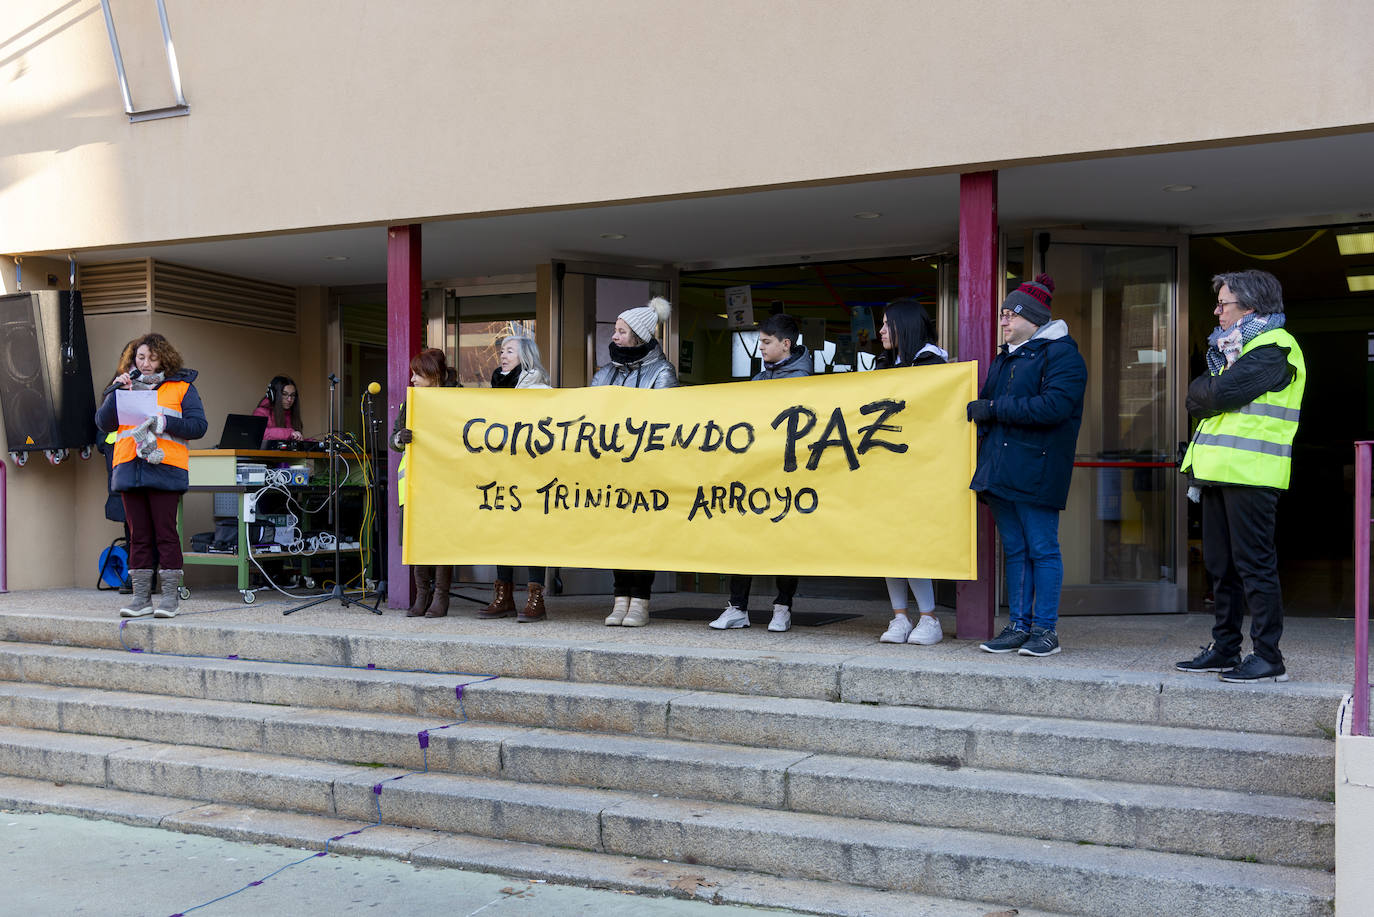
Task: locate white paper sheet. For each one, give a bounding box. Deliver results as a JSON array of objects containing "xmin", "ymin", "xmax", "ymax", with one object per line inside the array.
[{"xmin": 115, "ymin": 390, "xmax": 158, "ymax": 426}]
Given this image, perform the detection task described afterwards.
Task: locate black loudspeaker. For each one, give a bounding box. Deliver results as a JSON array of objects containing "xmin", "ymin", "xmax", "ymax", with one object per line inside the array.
[{"xmin": 0, "ymin": 291, "xmax": 99, "ymax": 453}]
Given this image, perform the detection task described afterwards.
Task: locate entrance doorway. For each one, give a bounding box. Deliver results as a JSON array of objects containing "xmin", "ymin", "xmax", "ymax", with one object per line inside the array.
[
  {"xmin": 1032, "ymin": 232, "xmax": 1188, "ymax": 614},
  {"xmin": 1188, "ymin": 223, "xmax": 1374, "ymax": 616}
]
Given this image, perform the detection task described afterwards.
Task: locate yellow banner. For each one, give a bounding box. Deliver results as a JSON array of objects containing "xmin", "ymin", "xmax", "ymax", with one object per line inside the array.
[{"xmin": 404, "ymin": 363, "xmax": 978, "ymax": 579}]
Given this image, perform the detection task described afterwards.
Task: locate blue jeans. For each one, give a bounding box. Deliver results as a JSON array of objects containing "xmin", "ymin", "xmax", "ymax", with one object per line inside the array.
[{"xmin": 986, "ymin": 497, "xmax": 1063, "ymax": 632}]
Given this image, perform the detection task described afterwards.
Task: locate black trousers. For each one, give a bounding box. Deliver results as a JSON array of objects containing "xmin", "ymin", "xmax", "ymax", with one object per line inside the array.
[
  {"xmin": 496, "ymin": 565, "xmax": 546, "ymax": 585},
  {"xmin": 612, "ymin": 569, "xmax": 655, "ymax": 599},
  {"xmin": 729, "ymin": 575, "xmax": 798, "ymax": 610},
  {"xmin": 1201, "ymin": 485, "xmax": 1284, "ymax": 664}
]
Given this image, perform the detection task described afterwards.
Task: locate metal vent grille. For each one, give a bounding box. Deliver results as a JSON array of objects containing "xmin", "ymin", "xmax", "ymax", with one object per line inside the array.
[
  {"xmin": 79, "ymin": 260, "xmax": 150, "ymax": 314},
  {"xmin": 153, "ymin": 261, "xmax": 296, "ymax": 333}
]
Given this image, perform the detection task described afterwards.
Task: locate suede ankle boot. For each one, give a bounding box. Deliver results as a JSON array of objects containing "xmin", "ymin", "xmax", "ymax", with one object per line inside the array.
[
  {"xmin": 479, "ymin": 580, "xmax": 515, "ymax": 618},
  {"xmin": 426, "ymin": 566, "xmax": 453, "ymax": 617},
  {"xmin": 408, "ymin": 566, "xmax": 435, "ymax": 617}
]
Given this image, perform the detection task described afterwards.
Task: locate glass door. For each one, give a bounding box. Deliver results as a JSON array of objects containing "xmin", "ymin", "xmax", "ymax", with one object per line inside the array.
[
  {"xmin": 551, "ymin": 261, "xmax": 678, "ymax": 388},
  {"xmin": 1031, "ymin": 231, "xmax": 1188, "ymax": 614}
]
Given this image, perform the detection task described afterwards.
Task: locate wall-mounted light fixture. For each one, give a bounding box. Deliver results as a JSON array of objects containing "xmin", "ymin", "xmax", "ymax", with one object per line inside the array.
[
  {"xmin": 1336, "ymin": 231, "xmax": 1374, "ymax": 256},
  {"xmin": 1347, "ymin": 267, "xmax": 1374, "ymax": 293}
]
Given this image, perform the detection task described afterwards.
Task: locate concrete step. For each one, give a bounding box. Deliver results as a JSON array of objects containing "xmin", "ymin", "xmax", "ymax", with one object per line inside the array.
[
  {"xmin": 0, "ymin": 614, "xmax": 1350, "ymax": 737},
  {"xmin": 0, "ymin": 663, "xmax": 1335, "ymax": 801},
  {"xmin": 0, "ymin": 678, "xmax": 1335, "ymax": 870},
  {"xmin": 0, "ymin": 776, "xmax": 1068, "ymax": 917},
  {"xmin": 0, "ymin": 730, "xmax": 1333, "ymax": 917}
]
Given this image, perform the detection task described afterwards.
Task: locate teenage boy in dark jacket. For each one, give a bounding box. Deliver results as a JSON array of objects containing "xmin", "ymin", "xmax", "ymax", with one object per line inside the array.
[
  {"xmin": 709, "ymin": 313, "xmax": 810, "ymax": 632},
  {"xmin": 967, "ymin": 275, "xmax": 1087, "ymax": 657}
]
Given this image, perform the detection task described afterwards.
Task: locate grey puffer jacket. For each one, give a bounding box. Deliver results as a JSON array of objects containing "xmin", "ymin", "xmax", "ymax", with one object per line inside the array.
[
  {"xmin": 753, "ymin": 344, "xmax": 812, "ymax": 380},
  {"xmin": 591, "ymin": 341, "xmax": 679, "ymax": 389}
]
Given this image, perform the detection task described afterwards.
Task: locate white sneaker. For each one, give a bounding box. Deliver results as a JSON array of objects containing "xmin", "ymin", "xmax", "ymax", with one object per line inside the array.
[
  {"xmin": 879, "ymin": 615, "xmax": 914, "ymax": 644},
  {"xmin": 708, "ymin": 604, "xmax": 750, "ymax": 629},
  {"xmin": 908, "ymin": 613, "xmax": 943, "ymax": 645},
  {"xmin": 767, "ymin": 605, "xmax": 792, "ymax": 632}
]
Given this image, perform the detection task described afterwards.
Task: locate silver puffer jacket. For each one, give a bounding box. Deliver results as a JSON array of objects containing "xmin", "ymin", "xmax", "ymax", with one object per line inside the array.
[{"xmin": 590, "ymin": 341, "xmax": 679, "ymax": 389}]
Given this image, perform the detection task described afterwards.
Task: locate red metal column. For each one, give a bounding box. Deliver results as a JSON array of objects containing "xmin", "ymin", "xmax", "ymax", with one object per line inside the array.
[
  {"xmin": 956, "ymin": 172, "xmax": 998, "ymax": 641},
  {"xmin": 387, "ymin": 224, "xmax": 422, "ymax": 609}
]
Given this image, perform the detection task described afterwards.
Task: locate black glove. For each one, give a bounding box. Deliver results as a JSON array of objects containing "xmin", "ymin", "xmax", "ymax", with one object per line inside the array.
[
  {"xmin": 966, "ymin": 400, "xmax": 995, "ymax": 424},
  {"xmin": 396, "ymin": 428, "xmax": 413, "ymax": 445}
]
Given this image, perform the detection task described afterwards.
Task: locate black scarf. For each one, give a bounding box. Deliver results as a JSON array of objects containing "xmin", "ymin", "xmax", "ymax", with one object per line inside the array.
[
  {"xmin": 491, "ymin": 367, "xmax": 520, "ymax": 389},
  {"xmin": 609, "ymin": 340, "xmax": 654, "ymax": 365}
]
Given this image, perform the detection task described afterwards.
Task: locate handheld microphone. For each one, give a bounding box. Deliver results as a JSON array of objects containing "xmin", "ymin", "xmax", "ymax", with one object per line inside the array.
[
  {"xmin": 128, "ymin": 367, "xmax": 142, "ymax": 381},
  {"xmin": 366, "ymin": 381, "xmax": 381, "ymax": 395}
]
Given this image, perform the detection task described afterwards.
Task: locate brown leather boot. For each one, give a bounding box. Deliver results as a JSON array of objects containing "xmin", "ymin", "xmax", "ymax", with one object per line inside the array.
[
  {"xmin": 408, "ymin": 566, "xmax": 434, "ymax": 617},
  {"xmin": 517, "ymin": 582, "xmax": 546, "ymax": 623},
  {"xmin": 478, "ymin": 580, "xmax": 515, "ymax": 618},
  {"xmin": 426, "ymin": 565, "xmax": 452, "ymax": 617}
]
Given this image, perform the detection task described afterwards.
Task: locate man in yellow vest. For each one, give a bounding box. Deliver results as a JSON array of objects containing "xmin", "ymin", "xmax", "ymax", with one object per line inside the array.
[{"xmin": 1177, "ymin": 270, "xmax": 1305, "ymax": 683}]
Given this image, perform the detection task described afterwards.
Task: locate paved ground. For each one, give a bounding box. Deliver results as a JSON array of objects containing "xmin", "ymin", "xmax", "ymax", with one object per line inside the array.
[
  {"xmin": 6, "ymin": 582, "xmax": 1365, "ymax": 685},
  {"xmin": 0, "ymin": 810, "xmax": 799, "ymax": 917}
]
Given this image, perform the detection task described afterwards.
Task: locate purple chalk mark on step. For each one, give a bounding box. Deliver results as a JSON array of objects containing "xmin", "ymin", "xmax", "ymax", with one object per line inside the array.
[
  {"xmin": 417, "ymin": 730, "xmax": 429, "ymax": 749},
  {"xmin": 373, "ymin": 784, "xmax": 383, "ymax": 795},
  {"xmin": 367, "ymin": 663, "xmax": 375, "ymax": 669},
  {"xmin": 227, "ymin": 654, "xmax": 238, "ymax": 659},
  {"xmin": 248, "ymin": 881, "xmax": 263, "ymax": 887},
  {"xmin": 315, "ymin": 851, "xmax": 328, "ymax": 858},
  {"xmin": 455, "ymin": 685, "xmax": 464, "ymax": 700},
  {"xmin": 129, "ymin": 648, "xmax": 143, "ymax": 653}
]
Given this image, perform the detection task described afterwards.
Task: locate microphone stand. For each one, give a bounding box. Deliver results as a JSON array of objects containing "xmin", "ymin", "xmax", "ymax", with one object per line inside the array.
[{"xmin": 284, "ymin": 372, "xmax": 382, "ymax": 616}]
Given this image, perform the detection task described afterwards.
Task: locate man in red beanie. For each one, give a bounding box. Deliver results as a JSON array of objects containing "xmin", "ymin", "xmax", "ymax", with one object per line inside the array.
[{"xmin": 967, "ymin": 275, "xmax": 1087, "ymax": 657}]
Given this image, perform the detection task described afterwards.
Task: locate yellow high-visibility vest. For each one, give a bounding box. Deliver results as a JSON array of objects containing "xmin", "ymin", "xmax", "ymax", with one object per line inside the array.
[
  {"xmin": 1181, "ymin": 328, "xmax": 1305, "ymax": 490},
  {"xmin": 397, "ymin": 449, "xmax": 408, "ymax": 507}
]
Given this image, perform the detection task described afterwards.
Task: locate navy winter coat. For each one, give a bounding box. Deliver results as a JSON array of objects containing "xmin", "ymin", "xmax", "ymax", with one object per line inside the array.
[
  {"xmin": 969, "ymin": 320, "xmax": 1086, "ymax": 510},
  {"xmin": 94, "ymin": 368, "xmax": 208, "ymax": 493}
]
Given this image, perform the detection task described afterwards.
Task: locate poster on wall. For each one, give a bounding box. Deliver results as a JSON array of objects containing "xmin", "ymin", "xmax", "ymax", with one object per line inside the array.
[{"xmin": 724, "ymin": 285, "xmax": 755, "ymax": 329}]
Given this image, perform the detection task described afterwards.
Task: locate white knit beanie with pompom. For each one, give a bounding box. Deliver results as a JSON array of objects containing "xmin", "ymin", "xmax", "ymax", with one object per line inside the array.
[{"xmin": 618, "ymin": 296, "xmax": 672, "ymax": 345}]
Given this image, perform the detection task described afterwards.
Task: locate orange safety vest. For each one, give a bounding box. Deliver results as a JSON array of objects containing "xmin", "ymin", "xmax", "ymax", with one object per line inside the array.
[{"xmin": 112, "ymin": 380, "xmax": 191, "ymax": 470}]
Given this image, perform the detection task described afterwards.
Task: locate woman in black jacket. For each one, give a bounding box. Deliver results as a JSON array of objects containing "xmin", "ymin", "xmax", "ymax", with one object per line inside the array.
[{"xmin": 391, "ymin": 348, "xmax": 459, "ymax": 617}]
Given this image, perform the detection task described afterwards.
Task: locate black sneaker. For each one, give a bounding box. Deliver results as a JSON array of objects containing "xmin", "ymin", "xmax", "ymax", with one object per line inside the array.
[
  {"xmin": 1175, "ymin": 643, "xmax": 1240, "ymax": 674},
  {"xmin": 980, "ymin": 625, "xmax": 1031, "ymax": 654},
  {"xmin": 1017, "ymin": 628, "xmax": 1061, "ymax": 657},
  {"xmin": 1219, "ymin": 654, "xmax": 1289, "ymax": 683}
]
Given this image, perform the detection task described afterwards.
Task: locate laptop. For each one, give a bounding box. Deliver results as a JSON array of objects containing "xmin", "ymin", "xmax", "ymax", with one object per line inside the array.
[{"xmin": 215, "ymin": 413, "xmax": 268, "ymax": 450}]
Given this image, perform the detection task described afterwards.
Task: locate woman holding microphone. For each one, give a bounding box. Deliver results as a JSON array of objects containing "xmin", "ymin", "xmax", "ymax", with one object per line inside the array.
[{"xmin": 95, "ymin": 333, "xmax": 208, "ymax": 619}]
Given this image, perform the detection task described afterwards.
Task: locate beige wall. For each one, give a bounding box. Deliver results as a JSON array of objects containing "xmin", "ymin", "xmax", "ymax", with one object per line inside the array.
[
  {"xmin": 3, "ymin": 0, "xmax": 1373, "ymax": 254},
  {"xmin": 1337, "ymin": 697, "xmax": 1374, "ymax": 915}
]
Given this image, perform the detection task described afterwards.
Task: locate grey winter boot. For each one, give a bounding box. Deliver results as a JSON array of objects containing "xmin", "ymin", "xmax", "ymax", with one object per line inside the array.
[
  {"xmin": 153, "ymin": 569, "xmax": 183, "ymax": 618},
  {"xmin": 119, "ymin": 569, "xmax": 155, "ymax": 618}
]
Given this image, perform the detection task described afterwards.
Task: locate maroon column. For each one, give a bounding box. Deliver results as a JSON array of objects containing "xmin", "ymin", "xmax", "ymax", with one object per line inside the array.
[
  {"xmin": 955, "ymin": 172, "xmax": 998, "ymax": 641},
  {"xmin": 387, "ymin": 224, "xmax": 422, "ymax": 609}
]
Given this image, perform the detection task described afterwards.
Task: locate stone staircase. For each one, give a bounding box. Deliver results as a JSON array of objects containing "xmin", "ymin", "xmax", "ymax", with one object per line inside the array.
[{"xmin": 0, "ymin": 606, "xmax": 1340, "ymax": 916}]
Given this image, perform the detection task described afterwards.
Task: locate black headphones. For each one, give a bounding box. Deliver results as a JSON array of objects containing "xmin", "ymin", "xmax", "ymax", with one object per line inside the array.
[{"xmin": 266, "ymin": 375, "xmax": 292, "ymax": 405}]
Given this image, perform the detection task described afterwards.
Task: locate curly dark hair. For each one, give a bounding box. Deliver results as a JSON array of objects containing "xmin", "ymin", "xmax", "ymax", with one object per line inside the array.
[{"xmin": 129, "ymin": 332, "xmax": 184, "ymax": 374}]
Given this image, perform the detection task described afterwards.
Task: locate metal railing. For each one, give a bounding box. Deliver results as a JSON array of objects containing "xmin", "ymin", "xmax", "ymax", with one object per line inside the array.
[
  {"xmin": 99, "ymin": 0, "xmax": 189, "ymax": 122},
  {"xmin": 1353, "ymin": 441, "xmax": 1372, "ymax": 736}
]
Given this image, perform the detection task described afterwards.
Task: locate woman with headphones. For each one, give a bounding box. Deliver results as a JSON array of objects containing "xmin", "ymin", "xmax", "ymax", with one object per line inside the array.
[{"xmin": 253, "ymin": 375, "xmax": 304, "ymax": 445}]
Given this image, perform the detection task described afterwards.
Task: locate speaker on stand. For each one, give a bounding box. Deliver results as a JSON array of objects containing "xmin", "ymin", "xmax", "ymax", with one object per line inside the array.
[{"xmin": 0, "ymin": 291, "xmax": 99, "ymax": 466}]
